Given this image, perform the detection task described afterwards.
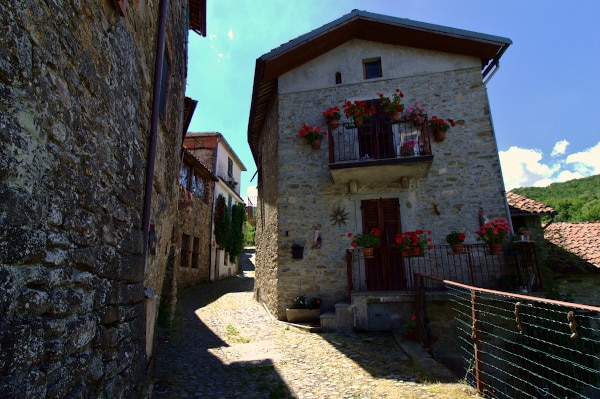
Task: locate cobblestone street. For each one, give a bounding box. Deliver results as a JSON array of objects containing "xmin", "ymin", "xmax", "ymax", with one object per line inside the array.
[{"xmin": 152, "ymin": 249, "xmax": 476, "ymax": 398}]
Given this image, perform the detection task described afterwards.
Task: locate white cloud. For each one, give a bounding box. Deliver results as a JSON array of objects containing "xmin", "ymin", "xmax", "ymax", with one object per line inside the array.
[
  {"xmin": 227, "ymin": 29, "xmax": 234, "ymax": 40},
  {"xmin": 551, "ymin": 140, "xmax": 569, "ymax": 156},
  {"xmin": 500, "ymin": 140, "xmax": 600, "ymax": 191},
  {"xmin": 499, "ymin": 146, "xmax": 558, "ymax": 190},
  {"xmin": 565, "ymin": 141, "xmax": 600, "ymax": 175},
  {"xmin": 245, "ymin": 186, "xmax": 257, "ymax": 206}
]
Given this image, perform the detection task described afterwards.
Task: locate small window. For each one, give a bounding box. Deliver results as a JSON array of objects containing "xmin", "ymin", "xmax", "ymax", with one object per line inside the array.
[
  {"xmin": 363, "ymin": 58, "xmax": 382, "ymax": 80},
  {"xmin": 335, "ymin": 72, "xmax": 342, "ymax": 85},
  {"xmin": 179, "ymin": 165, "xmax": 190, "ymax": 188},
  {"xmin": 181, "ymin": 234, "xmax": 191, "ymax": 267},
  {"xmin": 227, "ymin": 157, "xmax": 233, "ymax": 178}
]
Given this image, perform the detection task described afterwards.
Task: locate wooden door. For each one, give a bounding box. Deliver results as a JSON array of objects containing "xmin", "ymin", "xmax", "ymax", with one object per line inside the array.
[{"xmin": 361, "ymin": 198, "xmax": 404, "ymax": 290}]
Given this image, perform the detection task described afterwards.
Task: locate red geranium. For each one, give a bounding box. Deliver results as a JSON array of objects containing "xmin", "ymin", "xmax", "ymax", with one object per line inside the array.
[
  {"xmin": 298, "ymin": 124, "xmax": 327, "ymax": 142},
  {"xmin": 349, "ymin": 227, "xmax": 380, "ymax": 248},
  {"xmin": 395, "ymin": 229, "xmax": 432, "ymax": 253}
]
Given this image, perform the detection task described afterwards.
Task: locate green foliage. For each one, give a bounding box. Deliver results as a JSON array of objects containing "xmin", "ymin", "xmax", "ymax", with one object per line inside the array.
[
  {"xmin": 512, "ymin": 174, "xmax": 600, "ymax": 222},
  {"xmin": 244, "ymin": 221, "xmax": 255, "ymax": 246},
  {"xmin": 214, "ymin": 195, "xmax": 230, "ymax": 249},
  {"xmin": 228, "ymin": 203, "xmax": 246, "ymax": 262},
  {"xmin": 214, "ymin": 195, "xmax": 246, "ymax": 263}
]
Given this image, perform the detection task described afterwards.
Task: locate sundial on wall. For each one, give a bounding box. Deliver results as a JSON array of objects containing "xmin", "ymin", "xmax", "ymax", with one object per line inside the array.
[{"xmin": 330, "ymin": 206, "xmax": 348, "ymax": 227}]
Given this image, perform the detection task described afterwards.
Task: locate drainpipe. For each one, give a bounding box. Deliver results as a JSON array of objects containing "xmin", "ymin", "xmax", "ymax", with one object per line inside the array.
[{"xmin": 142, "ymin": 0, "xmax": 169, "ymax": 261}]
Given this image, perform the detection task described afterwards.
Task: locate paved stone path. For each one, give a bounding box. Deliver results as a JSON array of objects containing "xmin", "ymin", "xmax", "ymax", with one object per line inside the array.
[{"xmin": 152, "ymin": 249, "xmax": 477, "ymax": 398}]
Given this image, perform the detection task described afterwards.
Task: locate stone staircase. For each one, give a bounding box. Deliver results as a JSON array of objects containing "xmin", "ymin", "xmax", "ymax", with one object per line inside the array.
[{"xmin": 319, "ymin": 302, "xmax": 354, "ymax": 331}]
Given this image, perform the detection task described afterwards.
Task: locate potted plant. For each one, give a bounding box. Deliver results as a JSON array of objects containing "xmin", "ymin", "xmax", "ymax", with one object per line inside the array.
[
  {"xmin": 348, "ymin": 227, "xmax": 380, "ymax": 257},
  {"xmin": 343, "ymin": 100, "xmax": 375, "ymax": 127},
  {"xmin": 322, "ymin": 106, "xmax": 342, "ymax": 128},
  {"xmin": 517, "ymin": 226, "xmax": 530, "ymax": 241},
  {"xmin": 285, "ymin": 294, "xmax": 322, "ymax": 323},
  {"xmin": 475, "ymin": 218, "xmax": 511, "ymax": 255},
  {"xmin": 400, "ymin": 139, "xmax": 418, "ymax": 157},
  {"xmin": 395, "ymin": 229, "xmax": 432, "ymax": 256},
  {"xmin": 405, "ymin": 102, "xmax": 427, "ymax": 126},
  {"xmin": 298, "ymin": 123, "xmax": 327, "ymax": 149},
  {"xmin": 403, "ymin": 313, "xmax": 418, "ymax": 340},
  {"xmin": 377, "ymin": 88, "xmax": 404, "ymax": 121},
  {"xmin": 428, "ymin": 116, "xmax": 456, "ymax": 142},
  {"xmin": 446, "ymin": 231, "xmax": 466, "ymax": 253}
]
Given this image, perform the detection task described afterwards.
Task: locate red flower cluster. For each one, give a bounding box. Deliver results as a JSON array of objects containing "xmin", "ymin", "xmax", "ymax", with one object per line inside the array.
[
  {"xmin": 476, "ymin": 219, "xmax": 511, "ymax": 244},
  {"xmin": 322, "ymin": 106, "xmax": 341, "ymax": 121},
  {"xmin": 395, "ymin": 229, "xmax": 433, "ymax": 253},
  {"xmin": 378, "ymin": 88, "xmax": 405, "ymax": 113},
  {"xmin": 298, "ymin": 124, "xmax": 327, "ymax": 142},
  {"xmin": 343, "ymin": 100, "xmax": 376, "ymax": 120},
  {"xmin": 348, "ymin": 227, "xmax": 380, "ymax": 248},
  {"xmin": 428, "ymin": 116, "xmax": 456, "ymax": 132}
]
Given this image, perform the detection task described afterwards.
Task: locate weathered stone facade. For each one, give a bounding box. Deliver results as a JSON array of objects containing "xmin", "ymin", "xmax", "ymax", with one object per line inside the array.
[
  {"xmin": 251, "ymin": 20, "xmax": 511, "ymax": 322},
  {"xmin": 0, "ymin": 0, "xmax": 197, "ymax": 397}
]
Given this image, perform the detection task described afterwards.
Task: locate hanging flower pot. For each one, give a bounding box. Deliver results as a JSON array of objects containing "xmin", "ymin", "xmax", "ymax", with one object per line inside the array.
[
  {"xmin": 450, "ymin": 244, "xmax": 464, "ymax": 254},
  {"xmin": 327, "ymin": 119, "xmax": 340, "ymax": 129},
  {"xmin": 391, "ymin": 111, "xmax": 402, "ymax": 121},
  {"xmin": 298, "ymin": 124, "xmax": 327, "ymax": 149},
  {"xmin": 363, "ymin": 247, "xmax": 374, "ymax": 258},
  {"xmin": 432, "ymin": 129, "xmax": 446, "ymax": 142}
]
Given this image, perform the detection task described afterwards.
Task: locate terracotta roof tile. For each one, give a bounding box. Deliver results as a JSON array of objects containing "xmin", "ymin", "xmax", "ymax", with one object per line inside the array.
[
  {"xmin": 544, "ymin": 222, "xmax": 600, "ymax": 269},
  {"xmin": 507, "ymin": 191, "xmax": 557, "ymax": 216}
]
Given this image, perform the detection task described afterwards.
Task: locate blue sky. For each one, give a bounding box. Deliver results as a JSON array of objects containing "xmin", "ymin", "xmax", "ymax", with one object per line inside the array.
[{"xmin": 185, "ymin": 0, "xmax": 600, "ymax": 202}]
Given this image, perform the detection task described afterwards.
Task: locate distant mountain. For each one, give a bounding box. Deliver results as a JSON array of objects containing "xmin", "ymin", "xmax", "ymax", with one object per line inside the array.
[{"xmin": 511, "ymin": 175, "xmax": 600, "ymax": 222}]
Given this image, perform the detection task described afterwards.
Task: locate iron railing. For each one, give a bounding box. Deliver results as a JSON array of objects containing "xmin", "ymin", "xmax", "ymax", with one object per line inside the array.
[
  {"xmin": 345, "ymin": 243, "xmax": 541, "ymax": 298},
  {"xmin": 328, "ymin": 114, "xmax": 432, "ymax": 164}
]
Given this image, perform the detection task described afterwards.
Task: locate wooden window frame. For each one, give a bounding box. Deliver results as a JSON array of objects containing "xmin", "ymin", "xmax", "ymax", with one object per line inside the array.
[{"xmin": 363, "ymin": 57, "xmax": 382, "ymax": 80}]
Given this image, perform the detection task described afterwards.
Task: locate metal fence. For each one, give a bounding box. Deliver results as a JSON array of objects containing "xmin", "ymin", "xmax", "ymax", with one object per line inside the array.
[
  {"xmin": 346, "ymin": 243, "xmax": 538, "ymax": 296},
  {"xmin": 415, "ymin": 274, "xmax": 600, "ymax": 399}
]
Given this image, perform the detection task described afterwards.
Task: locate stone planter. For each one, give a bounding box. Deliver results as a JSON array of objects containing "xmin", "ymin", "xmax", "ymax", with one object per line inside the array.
[{"xmin": 285, "ymin": 308, "xmax": 321, "ymax": 323}]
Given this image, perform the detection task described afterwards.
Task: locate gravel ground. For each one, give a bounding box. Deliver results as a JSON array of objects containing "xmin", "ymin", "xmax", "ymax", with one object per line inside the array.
[{"xmin": 152, "ymin": 248, "xmax": 477, "ymax": 399}]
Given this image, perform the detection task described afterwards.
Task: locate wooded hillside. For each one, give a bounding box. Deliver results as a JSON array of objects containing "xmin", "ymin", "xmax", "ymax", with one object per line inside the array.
[{"xmin": 511, "ymin": 174, "xmax": 600, "ymax": 222}]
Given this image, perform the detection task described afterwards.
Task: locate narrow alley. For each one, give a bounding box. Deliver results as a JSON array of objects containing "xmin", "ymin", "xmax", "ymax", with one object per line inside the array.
[{"xmin": 152, "ymin": 248, "xmax": 475, "ymax": 398}]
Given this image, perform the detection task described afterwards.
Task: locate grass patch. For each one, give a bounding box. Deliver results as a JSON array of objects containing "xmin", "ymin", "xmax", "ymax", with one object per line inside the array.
[{"xmin": 226, "ymin": 324, "xmax": 250, "ymax": 343}]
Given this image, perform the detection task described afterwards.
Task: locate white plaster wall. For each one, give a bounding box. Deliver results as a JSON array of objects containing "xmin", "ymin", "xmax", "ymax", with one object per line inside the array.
[{"xmin": 279, "ymin": 39, "xmax": 480, "ymax": 94}]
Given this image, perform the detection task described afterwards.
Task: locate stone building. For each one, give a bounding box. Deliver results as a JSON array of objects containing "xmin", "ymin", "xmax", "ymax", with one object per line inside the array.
[
  {"xmin": 183, "ymin": 132, "xmax": 247, "ymax": 279},
  {"xmin": 0, "ymin": 1, "xmax": 205, "ymax": 397},
  {"xmin": 248, "ymin": 10, "xmax": 513, "ymax": 328}
]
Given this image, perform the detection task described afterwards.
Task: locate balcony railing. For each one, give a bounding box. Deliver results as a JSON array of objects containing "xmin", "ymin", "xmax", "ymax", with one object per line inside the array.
[
  {"xmin": 328, "ymin": 114, "xmax": 432, "ymax": 165},
  {"xmin": 345, "ymin": 243, "xmax": 541, "ymax": 299}
]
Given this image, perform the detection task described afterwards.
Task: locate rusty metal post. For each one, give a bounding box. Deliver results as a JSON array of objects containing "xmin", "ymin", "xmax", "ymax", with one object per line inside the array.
[{"xmin": 471, "ymin": 290, "xmax": 483, "ymax": 394}]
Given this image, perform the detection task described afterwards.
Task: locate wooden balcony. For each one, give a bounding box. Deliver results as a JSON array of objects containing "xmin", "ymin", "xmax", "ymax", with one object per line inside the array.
[{"xmin": 328, "ymin": 115, "xmax": 433, "ymax": 186}]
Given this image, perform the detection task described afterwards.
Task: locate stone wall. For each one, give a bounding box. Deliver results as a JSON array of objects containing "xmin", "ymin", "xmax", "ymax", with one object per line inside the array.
[
  {"xmin": 256, "ymin": 63, "xmax": 509, "ymax": 320},
  {"xmin": 0, "ymin": 1, "xmax": 188, "ymax": 397},
  {"xmin": 254, "ymin": 98, "xmax": 282, "ymax": 318},
  {"xmin": 176, "ymin": 189, "xmax": 213, "ymax": 286}
]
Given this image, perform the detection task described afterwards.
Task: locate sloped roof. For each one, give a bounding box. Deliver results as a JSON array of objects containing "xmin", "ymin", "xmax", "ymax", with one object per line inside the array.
[
  {"xmin": 247, "ymin": 9, "xmax": 511, "ymax": 161},
  {"xmin": 186, "ymin": 132, "xmax": 247, "ymax": 171},
  {"xmin": 545, "ymin": 222, "xmax": 600, "ymax": 269},
  {"xmin": 188, "ymin": 0, "xmax": 207, "ymax": 37},
  {"xmin": 182, "ymin": 148, "xmax": 217, "ymax": 181},
  {"xmin": 507, "ymin": 191, "xmax": 557, "ymax": 216}
]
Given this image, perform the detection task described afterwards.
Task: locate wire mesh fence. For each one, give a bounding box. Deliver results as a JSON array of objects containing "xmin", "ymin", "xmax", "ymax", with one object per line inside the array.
[{"xmin": 416, "ymin": 274, "xmax": 600, "ymax": 399}]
